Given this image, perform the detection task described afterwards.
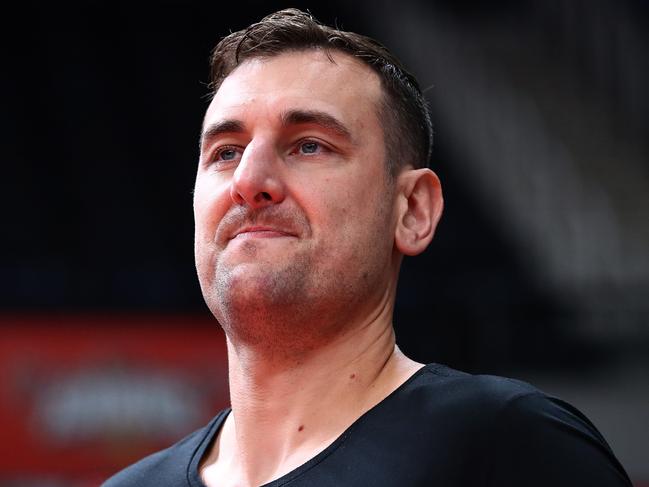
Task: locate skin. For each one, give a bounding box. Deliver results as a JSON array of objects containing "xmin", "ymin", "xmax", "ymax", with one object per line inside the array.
[{"xmin": 194, "ymin": 49, "xmax": 443, "ymax": 487}]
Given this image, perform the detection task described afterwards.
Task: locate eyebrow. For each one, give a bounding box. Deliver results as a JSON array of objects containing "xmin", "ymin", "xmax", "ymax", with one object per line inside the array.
[
  {"xmin": 199, "ymin": 109, "xmax": 353, "ymax": 150},
  {"xmin": 280, "ymin": 109, "xmax": 353, "ymax": 142},
  {"xmin": 200, "ymin": 119, "xmax": 246, "ymax": 150}
]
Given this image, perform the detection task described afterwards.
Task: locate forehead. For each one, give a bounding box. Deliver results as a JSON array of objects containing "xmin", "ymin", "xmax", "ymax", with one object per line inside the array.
[{"xmin": 204, "ymin": 49, "xmax": 384, "ymax": 134}]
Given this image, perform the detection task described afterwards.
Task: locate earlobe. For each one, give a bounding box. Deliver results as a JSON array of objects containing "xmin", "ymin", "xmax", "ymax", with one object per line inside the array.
[{"xmin": 394, "ymin": 168, "xmax": 444, "ymax": 256}]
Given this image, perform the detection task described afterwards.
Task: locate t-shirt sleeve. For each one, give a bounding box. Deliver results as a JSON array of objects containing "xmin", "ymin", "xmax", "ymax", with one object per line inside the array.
[{"xmin": 485, "ymin": 392, "xmax": 632, "ymax": 487}]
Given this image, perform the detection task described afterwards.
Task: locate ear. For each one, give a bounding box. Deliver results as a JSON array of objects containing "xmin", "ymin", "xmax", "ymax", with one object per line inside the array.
[{"xmin": 394, "ymin": 168, "xmax": 444, "ymax": 256}]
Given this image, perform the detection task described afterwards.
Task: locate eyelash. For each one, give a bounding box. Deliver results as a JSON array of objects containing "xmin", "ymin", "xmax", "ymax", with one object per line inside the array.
[
  {"xmin": 291, "ymin": 139, "xmax": 329, "ymax": 156},
  {"xmin": 208, "ymin": 138, "xmax": 331, "ymax": 165},
  {"xmin": 212, "ymin": 145, "xmax": 242, "ymax": 163}
]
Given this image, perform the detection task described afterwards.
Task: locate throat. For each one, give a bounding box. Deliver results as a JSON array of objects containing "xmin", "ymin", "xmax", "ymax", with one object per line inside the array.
[{"xmin": 201, "ymin": 339, "xmax": 422, "ymax": 487}]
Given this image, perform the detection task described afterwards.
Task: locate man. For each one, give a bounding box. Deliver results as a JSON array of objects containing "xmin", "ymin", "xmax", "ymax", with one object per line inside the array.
[{"xmin": 104, "ymin": 8, "xmax": 631, "ymax": 487}]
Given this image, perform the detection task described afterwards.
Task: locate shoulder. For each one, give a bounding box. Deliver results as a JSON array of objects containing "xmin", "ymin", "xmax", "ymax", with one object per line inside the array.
[
  {"xmin": 404, "ymin": 364, "xmax": 632, "ymax": 486},
  {"xmin": 401, "ymin": 363, "xmax": 549, "ymax": 418},
  {"xmin": 375, "ymin": 363, "xmax": 560, "ymax": 443},
  {"xmin": 101, "ymin": 411, "xmax": 227, "ymax": 487}
]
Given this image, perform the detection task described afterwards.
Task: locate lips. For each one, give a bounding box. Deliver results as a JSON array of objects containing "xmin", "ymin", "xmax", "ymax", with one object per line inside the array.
[
  {"xmin": 215, "ymin": 206, "xmax": 309, "ymax": 245},
  {"xmin": 231, "ymin": 226, "xmax": 297, "ymax": 239}
]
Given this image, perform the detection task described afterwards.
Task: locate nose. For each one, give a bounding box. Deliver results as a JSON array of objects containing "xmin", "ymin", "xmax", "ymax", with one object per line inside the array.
[{"xmin": 230, "ymin": 140, "xmax": 286, "ymax": 208}]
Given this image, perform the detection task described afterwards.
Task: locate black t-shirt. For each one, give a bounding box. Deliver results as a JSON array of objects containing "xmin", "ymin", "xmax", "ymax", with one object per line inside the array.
[{"xmin": 103, "ymin": 363, "xmax": 631, "ymax": 486}]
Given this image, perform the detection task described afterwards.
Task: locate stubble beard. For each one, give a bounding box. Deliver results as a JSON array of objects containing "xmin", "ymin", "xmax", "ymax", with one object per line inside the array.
[
  {"xmin": 199, "ymin": 187, "xmax": 395, "ymax": 357},
  {"xmin": 211, "ymin": 244, "xmax": 315, "ymax": 351},
  {"xmin": 203, "ymin": 232, "xmax": 388, "ymax": 358}
]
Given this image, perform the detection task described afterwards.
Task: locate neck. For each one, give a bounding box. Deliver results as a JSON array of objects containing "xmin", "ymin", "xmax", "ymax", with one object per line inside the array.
[{"xmin": 204, "ymin": 289, "xmax": 422, "ymax": 486}]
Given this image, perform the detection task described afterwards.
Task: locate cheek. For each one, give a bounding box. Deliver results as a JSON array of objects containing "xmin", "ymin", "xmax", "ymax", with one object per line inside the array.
[
  {"xmin": 193, "ymin": 189, "xmax": 225, "ymax": 288},
  {"xmin": 316, "ymin": 188, "xmax": 379, "ymax": 252},
  {"xmin": 314, "ymin": 170, "xmax": 384, "ymax": 224},
  {"xmin": 193, "ymin": 174, "xmax": 230, "ymax": 240}
]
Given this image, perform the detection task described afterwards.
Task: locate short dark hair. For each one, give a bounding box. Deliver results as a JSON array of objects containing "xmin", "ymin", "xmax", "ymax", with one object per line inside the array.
[{"xmin": 208, "ymin": 8, "xmax": 433, "ymax": 175}]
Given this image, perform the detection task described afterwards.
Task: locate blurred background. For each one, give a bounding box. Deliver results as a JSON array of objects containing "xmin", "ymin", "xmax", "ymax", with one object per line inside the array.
[{"xmin": 1, "ymin": 0, "xmax": 647, "ymax": 485}]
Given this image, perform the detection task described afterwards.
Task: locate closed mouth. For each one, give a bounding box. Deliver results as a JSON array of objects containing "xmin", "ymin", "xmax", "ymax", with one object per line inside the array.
[{"xmin": 231, "ymin": 226, "xmax": 296, "ymax": 239}]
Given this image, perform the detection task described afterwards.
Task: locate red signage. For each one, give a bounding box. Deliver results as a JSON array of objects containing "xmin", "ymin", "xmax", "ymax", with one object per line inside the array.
[{"xmin": 0, "ymin": 313, "xmax": 229, "ymax": 486}]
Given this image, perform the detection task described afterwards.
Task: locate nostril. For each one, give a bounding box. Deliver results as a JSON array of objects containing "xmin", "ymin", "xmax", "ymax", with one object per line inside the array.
[{"xmin": 252, "ymin": 191, "xmax": 273, "ymax": 203}]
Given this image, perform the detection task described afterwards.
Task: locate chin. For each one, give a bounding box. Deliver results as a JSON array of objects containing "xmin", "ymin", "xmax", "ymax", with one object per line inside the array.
[{"xmin": 216, "ymin": 260, "xmax": 310, "ymax": 308}]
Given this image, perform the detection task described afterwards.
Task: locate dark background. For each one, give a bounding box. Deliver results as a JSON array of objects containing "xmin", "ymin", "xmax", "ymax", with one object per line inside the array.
[{"xmin": 1, "ymin": 0, "xmax": 648, "ymax": 482}]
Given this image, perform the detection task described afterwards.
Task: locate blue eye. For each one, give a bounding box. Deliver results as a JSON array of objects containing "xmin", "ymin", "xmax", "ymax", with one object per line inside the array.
[
  {"xmin": 220, "ymin": 148, "xmax": 237, "ymax": 160},
  {"xmin": 300, "ymin": 141, "xmax": 319, "ymax": 154},
  {"xmin": 212, "ymin": 146, "xmax": 241, "ymax": 164}
]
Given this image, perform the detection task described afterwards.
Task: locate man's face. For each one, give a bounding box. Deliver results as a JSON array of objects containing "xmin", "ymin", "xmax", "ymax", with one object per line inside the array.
[{"xmin": 194, "ymin": 49, "xmax": 398, "ymax": 342}]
